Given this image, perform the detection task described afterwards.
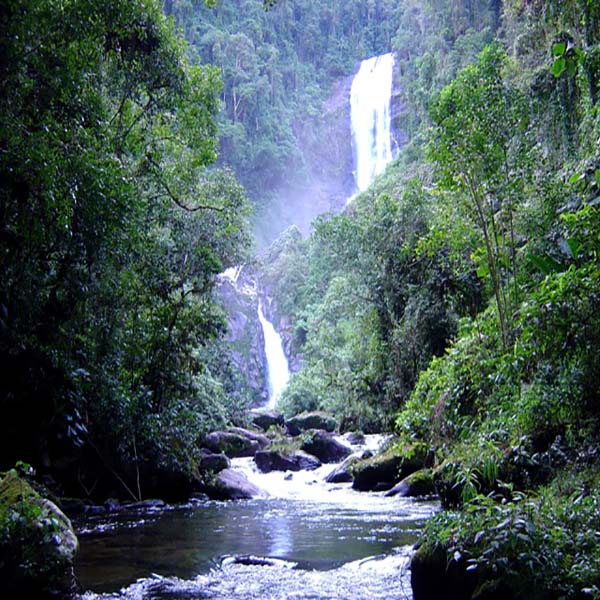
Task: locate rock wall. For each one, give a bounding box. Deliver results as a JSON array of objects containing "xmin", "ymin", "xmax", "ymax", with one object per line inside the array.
[{"xmin": 217, "ymin": 270, "xmax": 268, "ymax": 408}]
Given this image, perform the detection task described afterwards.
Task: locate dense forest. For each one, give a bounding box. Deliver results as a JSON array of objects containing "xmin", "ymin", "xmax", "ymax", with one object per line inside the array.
[{"xmin": 2, "ymin": 0, "xmax": 600, "ymax": 598}]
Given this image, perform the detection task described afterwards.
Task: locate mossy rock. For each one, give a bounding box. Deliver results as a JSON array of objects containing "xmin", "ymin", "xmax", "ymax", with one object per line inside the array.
[
  {"xmin": 286, "ymin": 411, "xmax": 337, "ymax": 436},
  {"xmin": 251, "ymin": 410, "xmax": 285, "ymax": 431},
  {"xmin": 203, "ymin": 430, "xmax": 265, "ymax": 458},
  {"xmin": 385, "ymin": 468, "xmax": 435, "ymax": 497},
  {"xmin": 352, "ymin": 443, "xmax": 431, "ymax": 492},
  {"xmin": 300, "ymin": 429, "xmax": 352, "ymax": 463},
  {"xmin": 0, "ymin": 470, "xmax": 78, "ymax": 598},
  {"xmin": 411, "ymin": 542, "xmax": 477, "ymax": 600}
]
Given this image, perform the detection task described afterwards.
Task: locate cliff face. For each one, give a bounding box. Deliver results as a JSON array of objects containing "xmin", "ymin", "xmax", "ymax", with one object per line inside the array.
[
  {"xmin": 216, "ymin": 270, "xmax": 268, "ymax": 408},
  {"xmin": 221, "ymin": 57, "xmax": 406, "ymax": 406},
  {"xmin": 254, "ymin": 73, "xmax": 355, "ymax": 247},
  {"xmin": 256, "ymin": 55, "xmax": 406, "ymax": 248}
]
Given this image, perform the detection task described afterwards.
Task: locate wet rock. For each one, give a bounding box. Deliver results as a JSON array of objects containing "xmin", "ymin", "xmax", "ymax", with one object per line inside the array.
[
  {"xmin": 104, "ymin": 498, "xmax": 121, "ymax": 513},
  {"xmin": 227, "ymin": 427, "xmax": 271, "ymax": 449},
  {"xmin": 203, "ymin": 430, "xmax": 263, "ymax": 458},
  {"xmin": 83, "ymin": 504, "xmax": 106, "ymax": 516},
  {"xmin": 286, "ymin": 411, "xmax": 337, "ymax": 436},
  {"xmin": 125, "ymin": 499, "xmax": 166, "ymax": 510},
  {"xmin": 199, "ymin": 449, "xmax": 231, "ymax": 474},
  {"xmin": 251, "ymin": 410, "xmax": 285, "ymax": 431},
  {"xmin": 352, "ymin": 444, "xmax": 430, "ymax": 492},
  {"xmin": 344, "ymin": 431, "xmax": 366, "ymax": 445},
  {"xmin": 254, "ymin": 450, "xmax": 321, "ymax": 473},
  {"xmin": 351, "ymin": 450, "xmax": 403, "ymax": 492},
  {"xmin": 293, "ymin": 451, "xmax": 322, "ymax": 471},
  {"xmin": 324, "ymin": 455, "xmax": 362, "ymax": 483},
  {"xmin": 0, "ymin": 470, "xmax": 78, "ymax": 598},
  {"xmin": 221, "ymin": 555, "xmax": 283, "ymax": 567},
  {"xmin": 205, "ymin": 469, "xmax": 264, "ymax": 500},
  {"xmin": 385, "ymin": 469, "xmax": 435, "ymax": 498},
  {"xmin": 300, "ymin": 430, "xmax": 352, "ymax": 463},
  {"xmin": 411, "ymin": 543, "xmax": 477, "ymax": 600}
]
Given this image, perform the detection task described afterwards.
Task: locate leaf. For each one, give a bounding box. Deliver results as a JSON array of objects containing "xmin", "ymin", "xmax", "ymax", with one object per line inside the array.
[
  {"xmin": 552, "ymin": 42, "xmax": 566, "ymax": 56},
  {"xmin": 595, "ymin": 169, "xmax": 600, "ymax": 187},
  {"xmin": 528, "ymin": 254, "xmax": 564, "ymax": 275},
  {"xmin": 552, "ymin": 57, "xmax": 566, "ymax": 78},
  {"xmin": 569, "ymin": 172, "xmax": 583, "ymax": 185},
  {"xmin": 566, "ymin": 58, "xmax": 577, "ymax": 77},
  {"xmin": 474, "ymin": 530, "xmax": 486, "ymax": 545},
  {"xmin": 476, "ymin": 262, "xmax": 490, "ymax": 278},
  {"xmin": 565, "ymin": 238, "xmax": 581, "ymax": 260}
]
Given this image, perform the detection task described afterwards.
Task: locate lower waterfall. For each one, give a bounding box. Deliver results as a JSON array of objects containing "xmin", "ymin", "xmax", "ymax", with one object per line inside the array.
[{"xmin": 257, "ymin": 301, "xmax": 290, "ymax": 408}]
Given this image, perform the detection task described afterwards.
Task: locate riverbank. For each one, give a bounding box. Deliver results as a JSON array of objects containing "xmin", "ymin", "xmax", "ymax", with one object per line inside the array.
[{"xmin": 73, "ymin": 430, "xmax": 438, "ymax": 599}]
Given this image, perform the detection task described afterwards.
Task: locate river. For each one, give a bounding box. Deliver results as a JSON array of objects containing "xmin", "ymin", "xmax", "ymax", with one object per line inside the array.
[{"xmin": 75, "ymin": 436, "xmax": 437, "ymax": 599}]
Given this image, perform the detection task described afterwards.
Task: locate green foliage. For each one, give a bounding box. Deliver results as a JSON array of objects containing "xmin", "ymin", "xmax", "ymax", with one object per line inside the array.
[
  {"xmin": 429, "ymin": 42, "xmax": 534, "ymax": 348},
  {"xmin": 0, "ymin": 469, "xmax": 76, "ymax": 596},
  {"xmin": 0, "ymin": 0, "xmax": 252, "ymax": 496},
  {"xmin": 272, "ymin": 173, "xmax": 480, "ymax": 430},
  {"xmin": 422, "ymin": 474, "xmax": 600, "ymax": 599}
]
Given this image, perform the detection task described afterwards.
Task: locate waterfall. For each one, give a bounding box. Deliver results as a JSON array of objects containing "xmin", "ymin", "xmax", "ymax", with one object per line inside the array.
[
  {"xmin": 257, "ymin": 301, "xmax": 290, "ymax": 409},
  {"xmin": 350, "ymin": 52, "xmax": 395, "ymax": 192}
]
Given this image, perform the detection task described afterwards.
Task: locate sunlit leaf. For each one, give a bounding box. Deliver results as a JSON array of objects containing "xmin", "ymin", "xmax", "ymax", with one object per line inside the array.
[{"xmin": 552, "ymin": 57, "xmax": 566, "ymax": 77}]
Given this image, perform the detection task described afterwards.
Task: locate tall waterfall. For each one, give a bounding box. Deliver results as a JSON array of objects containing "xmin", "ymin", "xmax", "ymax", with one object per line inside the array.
[
  {"xmin": 257, "ymin": 301, "xmax": 290, "ymax": 409},
  {"xmin": 350, "ymin": 52, "xmax": 395, "ymax": 192}
]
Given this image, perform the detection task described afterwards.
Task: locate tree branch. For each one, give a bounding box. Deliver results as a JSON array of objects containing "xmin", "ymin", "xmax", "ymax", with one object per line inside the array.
[{"xmin": 147, "ymin": 157, "xmax": 225, "ymax": 212}]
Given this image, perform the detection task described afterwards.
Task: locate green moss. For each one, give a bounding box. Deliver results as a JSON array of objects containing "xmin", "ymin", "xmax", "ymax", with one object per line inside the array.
[
  {"xmin": 401, "ymin": 469, "xmax": 435, "ymax": 497},
  {"xmin": 0, "ymin": 470, "xmax": 78, "ymax": 598}
]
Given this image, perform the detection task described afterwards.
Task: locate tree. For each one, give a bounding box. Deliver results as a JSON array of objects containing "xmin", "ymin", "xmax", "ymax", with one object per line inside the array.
[
  {"xmin": 429, "ymin": 42, "xmax": 530, "ymax": 348},
  {"xmin": 0, "ymin": 0, "xmax": 252, "ymax": 497}
]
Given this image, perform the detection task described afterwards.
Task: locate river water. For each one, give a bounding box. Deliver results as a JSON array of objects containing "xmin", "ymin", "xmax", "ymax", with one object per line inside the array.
[{"xmin": 75, "ymin": 436, "xmax": 437, "ymax": 599}]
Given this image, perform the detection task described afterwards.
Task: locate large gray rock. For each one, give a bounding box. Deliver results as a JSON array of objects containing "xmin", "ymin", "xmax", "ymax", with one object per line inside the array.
[
  {"xmin": 0, "ymin": 470, "xmax": 78, "ymax": 598},
  {"xmin": 352, "ymin": 444, "xmax": 429, "ymax": 492},
  {"xmin": 300, "ymin": 430, "xmax": 352, "ymax": 463},
  {"xmin": 204, "ymin": 469, "xmax": 264, "ymax": 501},
  {"xmin": 227, "ymin": 427, "xmax": 270, "ymax": 449},
  {"xmin": 198, "ymin": 449, "xmax": 231, "ymax": 474},
  {"xmin": 324, "ymin": 455, "xmax": 361, "ymax": 483},
  {"xmin": 203, "ymin": 430, "xmax": 264, "ymax": 458},
  {"xmin": 411, "ymin": 543, "xmax": 477, "ymax": 600},
  {"xmin": 286, "ymin": 411, "xmax": 337, "ymax": 436},
  {"xmin": 251, "ymin": 410, "xmax": 285, "ymax": 431},
  {"xmin": 385, "ymin": 469, "xmax": 435, "ymax": 498},
  {"xmin": 254, "ymin": 450, "xmax": 322, "ymax": 473}
]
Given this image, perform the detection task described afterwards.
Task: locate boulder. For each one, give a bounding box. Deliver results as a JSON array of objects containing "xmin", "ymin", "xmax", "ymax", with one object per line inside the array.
[
  {"xmin": 300, "ymin": 430, "xmax": 352, "ymax": 463},
  {"xmin": 199, "ymin": 449, "xmax": 231, "ymax": 474},
  {"xmin": 344, "ymin": 431, "xmax": 366, "ymax": 445},
  {"xmin": 324, "ymin": 455, "xmax": 361, "ymax": 483},
  {"xmin": 203, "ymin": 469, "xmax": 264, "ymax": 501},
  {"xmin": 293, "ymin": 450, "xmax": 322, "ymax": 471},
  {"xmin": 124, "ymin": 499, "xmax": 166, "ymax": 510},
  {"xmin": 227, "ymin": 427, "xmax": 270, "ymax": 449},
  {"xmin": 203, "ymin": 430, "xmax": 263, "ymax": 458},
  {"xmin": 411, "ymin": 543, "xmax": 477, "ymax": 600},
  {"xmin": 385, "ymin": 469, "xmax": 435, "ymax": 498},
  {"xmin": 250, "ymin": 410, "xmax": 285, "ymax": 431},
  {"xmin": 254, "ymin": 450, "xmax": 322, "ymax": 473},
  {"xmin": 286, "ymin": 411, "xmax": 337, "ymax": 436},
  {"xmin": 352, "ymin": 444, "xmax": 430, "ymax": 492},
  {"xmin": 0, "ymin": 470, "xmax": 78, "ymax": 598}
]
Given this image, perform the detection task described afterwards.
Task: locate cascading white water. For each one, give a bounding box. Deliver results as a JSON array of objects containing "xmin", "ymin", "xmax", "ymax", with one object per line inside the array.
[
  {"xmin": 257, "ymin": 301, "xmax": 290, "ymax": 408},
  {"xmin": 350, "ymin": 52, "xmax": 395, "ymax": 192}
]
